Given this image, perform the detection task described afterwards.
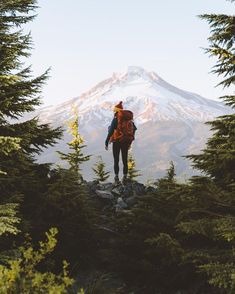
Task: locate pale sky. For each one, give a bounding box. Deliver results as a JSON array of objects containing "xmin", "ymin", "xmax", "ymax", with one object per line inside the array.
[{"xmin": 25, "ymin": 0, "xmax": 233, "ymax": 106}]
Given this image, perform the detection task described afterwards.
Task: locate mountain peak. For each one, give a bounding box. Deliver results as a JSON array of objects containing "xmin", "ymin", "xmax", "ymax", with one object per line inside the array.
[
  {"xmin": 127, "ymin": 66, "xmax": 146, "ymax": 75},
  {"xmin": 120, "ymin": 66, "xmax": 160, "ymax": 83},
  {"xmin": 125, "ymin": 66, "xmax": 152, "ymax": 79}
]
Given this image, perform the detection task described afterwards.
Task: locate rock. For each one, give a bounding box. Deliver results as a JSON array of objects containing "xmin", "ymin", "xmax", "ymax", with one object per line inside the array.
[
  {"xmin": 115, "ymin": 204, "xmax": 122, "ymax": 212},
  {"xmin": 117, "ymin": 197, "xmax": 128, "ymax": 209},
  {"xmin": 101, "ymin": 182, "xmax": 114, "ymax": 190},
  {"xmin": 145, "ymin": 186, "xmax": 157, "ymax": 193},
  {"xmin": 115, "ymin": 205, "xmax": 132, "ymax": 214},
  {"xmin": 132, "ymin": 181, "xmax": 146, "ymax": 195},
  {"xmin": 122, "ymin": 185, "xmax": 133, "ymax": 197},
  {"xmin": 125, "ymin": 196, "xmax": 138, "ymax": 207},
  {"xmin": 87, "ymin": 180, "xmax": 99, "ymax": 186},
  {"xmin": 95, "ymin": 190, "xmax": 114, "ymax": 200},
  {"xmin": 87, "ymin": 180, "xmax": 99, "ymax": 192},
  {"xmin": 111, "ymin": 187, "xmax": 122, "ymax": 196},
  {"xmin": 118, "ymin": 209, "xmax": 133, "ymax": 215},
  {"xmin": 115, "ymin": 197, "xmax": 129, "ymax": 212}
]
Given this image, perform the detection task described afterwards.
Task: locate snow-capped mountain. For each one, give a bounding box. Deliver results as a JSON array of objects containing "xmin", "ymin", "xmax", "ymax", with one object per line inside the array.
[{"xmin": 29, "ymin": 66, "xmax": 231, "ymax": 182}]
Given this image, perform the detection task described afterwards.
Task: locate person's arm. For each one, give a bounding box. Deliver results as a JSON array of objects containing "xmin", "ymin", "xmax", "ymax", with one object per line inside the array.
[{"xmin": 105, "ymin": 118, "xmax": 117, "ymax": 147}]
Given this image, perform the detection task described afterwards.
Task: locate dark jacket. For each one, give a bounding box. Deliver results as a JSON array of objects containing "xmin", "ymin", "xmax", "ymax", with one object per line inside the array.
[{"xmin": 105, "ymin": 117, "xmax": 137, "ymax": 147}]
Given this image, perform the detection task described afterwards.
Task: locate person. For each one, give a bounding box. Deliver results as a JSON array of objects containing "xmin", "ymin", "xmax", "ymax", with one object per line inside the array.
[{"xmin": 105, "ymin": 101, "xmax": 137, "ymax": 184}]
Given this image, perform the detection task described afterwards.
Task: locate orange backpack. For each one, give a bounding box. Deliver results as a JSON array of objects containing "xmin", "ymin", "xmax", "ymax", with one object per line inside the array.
[{"xmin": 110, "ymin": 110, "xmax": 135, "ymax": 144}]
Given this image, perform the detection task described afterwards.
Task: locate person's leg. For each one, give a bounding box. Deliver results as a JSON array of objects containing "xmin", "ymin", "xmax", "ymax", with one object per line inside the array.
[
  {"xmin": 121, "ymin": 142, "xmax": 129, "ymax": 177},
  {"xmin": 112, "ymin": 142, "xmax": 121, "ymax": 180}
]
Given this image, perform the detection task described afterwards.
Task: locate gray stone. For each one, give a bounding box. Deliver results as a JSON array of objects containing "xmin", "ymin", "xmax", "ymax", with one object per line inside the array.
[
  {"xmin": 117, "ymin": 197, "xmax": 128, "ymax": 209},
  {"xmin": 115, "ymin": 204, "xmax": 122, "ymax": 212},
  {"xmin": 96, "ymin": 183, "xmax": 106, "ymax": 190},
  {"xmin": 125, "ymin": 196, "xmax": 138, "ymax": 207},
  {"xmin": 145, "ymin": 186, "xmax": 157, "ymax": 193},
  {"xmin": 87, "ymin": 180, "xmax": 99, "ymax": 192},
  {"xmin": 87, "ymin": 180, "xmax": 99, "ymax": 186},
  {"xmin": 95, "ymin": 190, "xmax": 114, "ymax": 200},
  {"xmin": 115, "ymin": 205, "xmax": 131, "ymax": 214},
  {"xmin": 132, "ymin": 181, "xmax": 146, "ymax": 195},
  {"xmin": 122, "ymin": 185, "xmax": 133, "ymax": 197},
  {"xmin": 111, "ymin": 187, "xmax": 122, "ymax": 196},
  {"xmin": 119, "ymin": 209, "xmax": 132, "ymax": 215},
  {"xmin": 101, "ymin": 182, "xmax": 114, "ymax": 190}
]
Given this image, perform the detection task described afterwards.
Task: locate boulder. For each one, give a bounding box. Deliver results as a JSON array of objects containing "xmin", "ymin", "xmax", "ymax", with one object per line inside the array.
[
  {"xmin": 111, "ymin": 187, "xmax": 122, "ymax": 196},
  {"xmin": 145, "ymin": 186, "xmax": 157, "ymax": 193},
  {"xmin": 117, "ymin": 197, "xmax": 128, "ymax": 209},
  {"xmin": 95, "ymin": 190, "xmax": 114, "ymax": 200},
  {"xmin": 125, "ymin": 196, "xmax": 138, "ymax": 207},
  {"xmin": 132, "ymin": 181, "xmax": 146, "ymax": 195},
  {"xmin": 122, "ymin": 185, "xmax": 134, "ymax": 197},
  {"xmin": 101, "ymin": 182, "xmax": 114, "ymax": 190},
  {"xmin": 87, "ymin": 180, "xmax": 99, "ymax": 192}
]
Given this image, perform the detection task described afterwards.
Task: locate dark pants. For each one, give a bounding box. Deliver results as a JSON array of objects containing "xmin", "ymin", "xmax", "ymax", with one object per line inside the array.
[{"xmin": 112, "ymin": 141, "xmax": 129, "ymax": 175}]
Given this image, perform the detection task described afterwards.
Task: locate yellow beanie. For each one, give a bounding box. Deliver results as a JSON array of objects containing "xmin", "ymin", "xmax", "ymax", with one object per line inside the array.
[{"xmin": 113, "ymin": 101, "xmax": 123, "ymax": 113}]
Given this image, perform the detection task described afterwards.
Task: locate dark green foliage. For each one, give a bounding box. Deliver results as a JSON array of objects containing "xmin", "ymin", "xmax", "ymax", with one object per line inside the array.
[
  {"xmin": 0, "ymin": 1, "xmax": 100, "ymax": 282},
  {"xmin": 0, "ymin": 0, "xmax": 63, "ymax": 272},
  {"xmin": 0, "ymin": 0, "xmax": 62, "ymax": 209},
  {"xmin": 0, "ymin": 10, "xmax": 83, "ymax": 291},
  {"xmin": 113, "ymin": 164, "xmax": 195, "ymax": 293},
  {"xmin": 198, "ymin": 13, "xmax": 235, "ymax": 89},
  {"xmin": 178, "ymin": 2, "xmax": 235, "ymax": 292},
  {"xmin": 37, "ymin": 168, "xmax": 98, "ymax": 269},
  {"xmin": 175, "ymin": 176, "xmax": 235, "ymax": 293},
  {"xmin": 0, "ymin": 137, "xmax": 21, "ymax": 238},
  {"xmin": 0, "ymin": 0, "xmax": 61, "ymax": 141},
  {"xmin": 187, "ymin": 5, "xmax": 235, "ymax": 188},
  {"xmin": 92, "ymin": 156, "xmax": 110, "ymax": 182}
]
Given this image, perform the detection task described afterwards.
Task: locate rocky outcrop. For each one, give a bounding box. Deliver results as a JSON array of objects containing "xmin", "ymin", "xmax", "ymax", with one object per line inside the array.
[{"xmin": 88, "ymin": 179, "xmax": 155, "ymax": 213}]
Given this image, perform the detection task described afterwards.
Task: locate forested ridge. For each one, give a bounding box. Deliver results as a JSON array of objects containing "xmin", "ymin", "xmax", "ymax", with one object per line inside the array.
[{"xmin": 0, "ymin": 0, "xmax": 234, "ymax": 293}]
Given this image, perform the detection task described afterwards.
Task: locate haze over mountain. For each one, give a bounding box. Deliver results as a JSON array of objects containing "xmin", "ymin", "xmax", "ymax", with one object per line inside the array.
[{"xmin": 27, "ymin": 66, "xmax": 231, "ymax": 183}]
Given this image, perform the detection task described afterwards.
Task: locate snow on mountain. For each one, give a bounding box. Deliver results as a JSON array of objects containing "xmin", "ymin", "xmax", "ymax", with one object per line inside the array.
[
  {"xmin": 29, "ymin": 66, "xmax": 231, "ymax": 182},
  {"xmin": 33, "ymin": 66, "xmax": 227, "ymax": 125}
]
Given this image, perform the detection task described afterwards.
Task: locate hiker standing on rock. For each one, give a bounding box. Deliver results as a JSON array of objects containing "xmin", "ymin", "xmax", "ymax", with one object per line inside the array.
[{"xmin": 105, "ymin": 101, "xmax": 137, "ymax": 185}]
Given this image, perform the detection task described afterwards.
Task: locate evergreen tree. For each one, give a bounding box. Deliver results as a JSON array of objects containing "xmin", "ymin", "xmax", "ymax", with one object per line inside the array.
[
  {"xmin": 0, "ymin": 0, "xmax": 62, "ymax": 224},
  {"xmin": 186, "ymin": 1, "xmax": 235, "ymax": 189},
  {"xmin": 92, "ymin": 156, "xmax": 110, "ymax": 182},
  {"xmin": 0, "ymin": 1, "xmax": 98, "ymax": 287},
  {"xmin": 0, "ymin": 0, "xmax": 61, "ymax": 154},
  {"xmin": 113, "ymin": 163, "xmax": 195, "ymax": 293},
  {"xmin": 58, "ymin": 107, "xmax": 90, "ymax": 181},
  {"xmin": 153, "ymin": 160, "xmax": 176, "ymax": 186},
  {"xmin": 176, "ymin": 1, "xmax": 235, "ymax": 292},
  {"xmin": 0, "ymin": 2, "xmax": 64, "ymax": 279},
  {"xmin": 38, "ymin": 167, "xmax": 99, "ymax": 269},
  {"xmin": 127, "ymin": 152, "xmax": 141, "ymax": 181},
  {"xmin": 176, "ymin": 176, "xmax": 235, "ymax": 293}
]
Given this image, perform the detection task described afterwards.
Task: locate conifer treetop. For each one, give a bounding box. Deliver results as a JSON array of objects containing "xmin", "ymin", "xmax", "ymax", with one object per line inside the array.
[{"xmin": 0, "ymin": 0, "xmax": 62, "ymax": 155}]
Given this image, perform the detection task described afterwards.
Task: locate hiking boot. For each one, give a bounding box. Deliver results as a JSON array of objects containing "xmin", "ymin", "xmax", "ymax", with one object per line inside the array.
[
  {"xmin": 114, "ymin": 175, "xmax": 120, "ymax": 185},
  {"xmin": 122, "ymin": 175, "xmax": 128, "ymax": 185}
]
